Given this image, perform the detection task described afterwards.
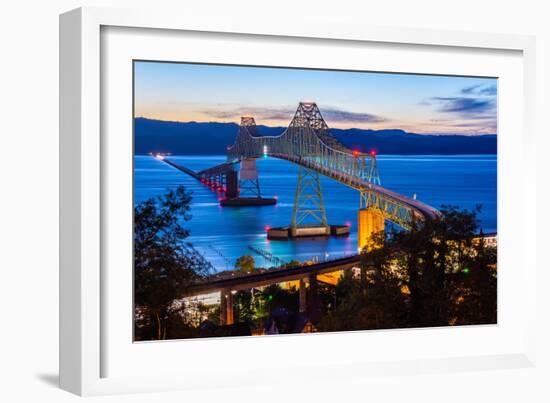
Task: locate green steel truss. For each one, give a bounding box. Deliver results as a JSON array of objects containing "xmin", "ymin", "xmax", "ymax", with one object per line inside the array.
[
  {"xmin": 291, "ymin": 166, "xmax": 328, "ymax": 228},
  {"xmin": 239, "ymin": 178, "xmax": 261, "ymax": 198},
  {"xmin": 227, "ymin": 102, "xmax": 440, "ymax": 229}
]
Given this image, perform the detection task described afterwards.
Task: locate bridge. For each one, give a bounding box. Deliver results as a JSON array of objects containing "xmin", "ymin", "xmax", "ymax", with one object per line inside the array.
[
  {"xmin": 187, "ymin": 231, "xmax": 498, "ymax": 326},
  {"xmin": 187, "ymin": 254, "xmax": 361, "ymax": 325},
  {"xmin": 169, "ymin": 102, "xmax": 442, "ymax": 326},
  {"xmin": 202, "ymin": 101, "xmax": 440, "ymax": 249}
]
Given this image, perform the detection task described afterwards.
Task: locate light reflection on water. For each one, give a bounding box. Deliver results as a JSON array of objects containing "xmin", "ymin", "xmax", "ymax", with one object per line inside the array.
[{"xmin": 134, "ymin": 154, "xmax": 497, "ymax": 272}]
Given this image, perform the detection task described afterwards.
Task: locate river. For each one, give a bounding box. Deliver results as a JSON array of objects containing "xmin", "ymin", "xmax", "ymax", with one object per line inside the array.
[{"xmin": 134, "ymin": 154, "xmax": 497, "ymax": 271}]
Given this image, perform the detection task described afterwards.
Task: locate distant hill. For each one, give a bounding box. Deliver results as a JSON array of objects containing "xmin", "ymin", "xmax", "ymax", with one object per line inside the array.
[{"xmin": 134, "ymin": 118, "xmax": 497, "ymax": 155}]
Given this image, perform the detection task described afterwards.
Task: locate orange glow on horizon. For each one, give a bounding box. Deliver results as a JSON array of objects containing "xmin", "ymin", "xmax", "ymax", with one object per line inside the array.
[
  {"xmin": 134, "ymin": 100, "xmax": 495, "ymax": 135},
  {"xmin": 135, "ymin": 109, "xmax": 495, "ymax": 135}
]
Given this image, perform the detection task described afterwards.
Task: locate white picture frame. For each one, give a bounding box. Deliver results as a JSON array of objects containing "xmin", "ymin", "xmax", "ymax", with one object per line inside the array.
[{"xmin": 60, "ymin": 6, "xmax": 537, "ymax": 396}]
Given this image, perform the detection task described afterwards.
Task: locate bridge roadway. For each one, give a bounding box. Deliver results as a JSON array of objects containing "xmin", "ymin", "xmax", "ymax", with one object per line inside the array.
[
  {"xmin": 267, "ymin": 153, "xmax": 440, "ymax": 221},
  {"xmin": 160, "ymin": 158, "xmax": 201, "ymax": 180},
  {"xmin": 185, "ymin": 254, "xmax": 360, "ymax": 297},
  {"xmin": 194, "ymin": 153, "xmax": 440, "ymax": 223},
  {"xmin": 158, "ymin": 153, "xmax": 439, "ymax": 225}
]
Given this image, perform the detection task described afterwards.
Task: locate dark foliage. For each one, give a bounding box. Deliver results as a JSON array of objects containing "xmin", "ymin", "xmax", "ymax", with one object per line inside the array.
[
  {"xmin": 235, "ymin": 255, "xmax": 255, "ymax": 273},
  {"xmin": 134, "ymin": 196, "xmax": 496, "ymax": 340},
  {"xmin": 134, "ymin": 186, "xmax": 213, "ymax": 340},
  {"xmin": 319, "ymin": 206, "xmax": 497, "ymax": 332}
]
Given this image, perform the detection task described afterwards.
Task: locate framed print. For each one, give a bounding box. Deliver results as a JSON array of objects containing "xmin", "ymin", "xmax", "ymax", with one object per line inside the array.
[
  {"xmin": 60, "ymin": 7, "xmax": 537, "ymax": 396},
  {"xmin": 132, "ymin": 61, "xmax": 496, "ymax": 341}
]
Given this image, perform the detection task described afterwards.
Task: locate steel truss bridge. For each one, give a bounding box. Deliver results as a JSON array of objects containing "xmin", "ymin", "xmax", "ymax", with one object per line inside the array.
[
  {"xmin": 178, "ymin": 102, "xmax": 441, "ymax": 324},
  {"xmin": 223, "ymin": 102, "xmax": 440, "ymax": 230}
]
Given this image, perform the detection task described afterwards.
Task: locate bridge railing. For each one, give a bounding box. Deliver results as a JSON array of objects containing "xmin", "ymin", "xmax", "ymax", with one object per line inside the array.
[
  {"xmin": 226, "ymin": 107, "xmax": 440, "ymax": 228},
  {"xmin": 228, "ymin": 124, "xmax": 381, "ymax": 184}
]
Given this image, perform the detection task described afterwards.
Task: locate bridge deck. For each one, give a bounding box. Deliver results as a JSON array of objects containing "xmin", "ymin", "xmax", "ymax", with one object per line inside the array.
[
  {"xmin": 226, "ymin": 105, "xmax": 441, "ymax": 226},
  {"xmin": 224, "ymin": 152, "xmax": 440, "ymax": 221},
  {"xmin": 163, "ymin": 153, "xmax": 439, "ymax": 222},
  {"xmin": 186, "ymin": 255, "xmax": 360, "ymax": 296},
  {"xmin": 161, "ymin": 158, "xmax": 201, "ymax": 180},
  {"xmin": 198, "ymin": 161, "xmax": 237, "ymax": 176},
  {"xmin": 275, "ymin": 154, "xmax": 440, "ymax": 221}
]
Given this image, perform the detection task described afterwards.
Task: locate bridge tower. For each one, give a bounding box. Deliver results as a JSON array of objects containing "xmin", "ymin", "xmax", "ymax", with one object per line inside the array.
[
  {"xmin": 289, "ymin": 102, "xmax": 331, "ymax": 237},
  {"xmin": 238, "ymin": 117, "xmax": 262, "ymax": 199},
  {"xmin": 239, "ymin": 158, "xmax": 262, "ymax": 198},
  {"xmin": 290, "ymin": 101, "xmax": 330, "ymax": 131},
  {"xmin": 290, "ymin": 166, "xmax": 330, "ymax": 236},
  {"xmin": 224, "ymin": 101, "xmax": 438, "ymax": 244}
]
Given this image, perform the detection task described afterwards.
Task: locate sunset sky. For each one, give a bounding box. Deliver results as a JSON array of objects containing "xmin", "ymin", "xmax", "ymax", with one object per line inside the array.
[{"xmin": 134, "ymin": 61, "xmax": 497, "ymax": 135}]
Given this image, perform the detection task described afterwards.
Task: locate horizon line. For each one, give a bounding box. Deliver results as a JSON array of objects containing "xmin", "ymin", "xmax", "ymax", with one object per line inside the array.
[{"xmin": 134, "ymin": 116, "xmax": 497, "ymax": 137}]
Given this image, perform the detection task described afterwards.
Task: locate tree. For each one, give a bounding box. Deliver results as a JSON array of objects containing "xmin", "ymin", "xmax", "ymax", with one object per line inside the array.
[
  {"xmin": 318, "ymin": 271, "xmax": 364, "ymax": 331},
  {"xmin": 319, "ymin": 241, "xmax": 407, "ymax": 332},
  {"xmin": 234, "ymin": 290, "xmax": 255, "ymax": 324},
  {"xmin": 319, "ymin": 206, "xmax": 496, "ymax": 332},
  {"xmin": 283, "ymin": 260, "xmax": 302, "ymax": 269},
  {"xmin": 383, "ymin": 205, "xmax": 496, "ymax": 327},
  {"xmin": 447, "ymin": 228, "xmax": 497, "ymax": 325},
  {"xmin": 134, "ymin": 186, "xmax": 212, "ymax": 340},
  {"xmin": 235, "ymin": 255, "xmax": 255, "ymax": 273}
]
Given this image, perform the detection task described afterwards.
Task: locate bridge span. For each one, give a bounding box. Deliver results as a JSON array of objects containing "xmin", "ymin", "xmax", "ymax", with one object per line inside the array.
[
  {"xmin": 155, "ymin": 101, "xmax": 440, "ymax": 250},
  {"xmin": 165, "ymin": 102, "xmax": 442, "ymax": 325},
  {"xmin": 226, "ymin": 102, "xmax": 440, "ymax": 248},
  {"xmin": 187, "ymin": 254, "xmax": 361, "ymax": 325},
  {"xmin": 187, "ymin": 255, "xmax": 360, "ymax": 297}
]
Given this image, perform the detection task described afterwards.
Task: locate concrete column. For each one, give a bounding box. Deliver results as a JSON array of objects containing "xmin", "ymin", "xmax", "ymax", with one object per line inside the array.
[
  {"xmin": 307, "ymin": 273, "xmax": 320, "ymax": 322},
  {"xmin": 220, "ymin": 289, "xmax": 234, "ymax": 325},
  {"xmin": 299, "ymin": 278, "xmax": 307, "ymax": 313},
  {"xmin": 226, "ymin": 291, "xmax": 234, "ymax": 325},
  {"xmin": 220, "ymin": 290, "xmax": 227, "ymax": 324},
  {"xmin": 357, "ymin": 207, "xmax": 385, "ymax": 252},
  {"xmin": 225, "ymin": 171, "xmax": 239, "ymax": 198}
]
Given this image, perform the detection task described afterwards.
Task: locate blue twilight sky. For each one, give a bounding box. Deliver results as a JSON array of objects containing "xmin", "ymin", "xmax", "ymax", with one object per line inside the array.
[{"xmin": 134, "ymin": 61, "xmax": 497, "ymax": 135}]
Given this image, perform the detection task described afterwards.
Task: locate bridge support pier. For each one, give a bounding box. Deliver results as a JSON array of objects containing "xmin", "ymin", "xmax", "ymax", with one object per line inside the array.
[
  {"xmin": 290, "ymin": 166, "xmax": 330, "ymax": 237},
  {"xmin": 225, "ymin": 171, "xmax": 239, "ymax": 198},
  {"xmin": 299, "ymin": 278, "xmax": 307, "ymax": 313},
  {"xmin": 239, "ymin": 158, "xmax": 262, "ymax": 198},
  {"xmin": 357, "ymin": 207, "xmax": 385, "ymax": 252},
  {"xmin": 307, "ymin": 273, "xmax": 321, "ymax": 322},
  {"xmin": 220, "ymin": 289, "xmax": 234, "ymax": 325}
]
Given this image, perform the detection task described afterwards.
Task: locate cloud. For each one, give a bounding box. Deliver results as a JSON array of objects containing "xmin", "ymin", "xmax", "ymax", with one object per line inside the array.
[
  {"xmin": 447, "ymin": 120, "xmax": 497, "ymax": 129},
  {"xmin": 461, "ymin": 84, "xmax": 497, "ymax": 96},
  {"xmin": 201, "ymin": 110, "xmax": 242, "ymax": 119},
  {"xmin": 430, "ymin": 97, "xmax": 495, "ymax": 114},
  {"xmin": 426, "ymin": 94, "xmax": 497, "ymax": 134},
  {"xmin": 321, "ymin": 107, "xmax": 386, "ymax": 124},
  {"xmin": 420, "ymin": 84, "xmax": 497, "ymax": 115},
  {"xmin": 461, "ymin": 84, "xmax": 483, "ymax": 95},
  {"xmin": 201, "ymin": 106, "xmax": 292, "ymax": 121},
  {"xmin": 479, "ymin": 85, "xmax": 497, "ymax": 95},
  {"xmin": 202, "ymin": 105, "xmax": 386, "ymax": 124},
  {"xmin": 250, "ymin": 107, "xmax": 296, "ymax": 121}
]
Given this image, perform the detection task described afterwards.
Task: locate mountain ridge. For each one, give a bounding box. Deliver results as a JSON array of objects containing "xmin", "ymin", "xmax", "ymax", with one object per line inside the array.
[{"xmin": 134, "ymin": 117, "xmax": 497, "ymax": 155}]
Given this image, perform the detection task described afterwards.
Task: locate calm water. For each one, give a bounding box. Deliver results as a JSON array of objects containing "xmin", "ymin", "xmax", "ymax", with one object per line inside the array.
[{"xmin": 134, "ymin": 155, "xmax": 497, "ymax": 271}]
